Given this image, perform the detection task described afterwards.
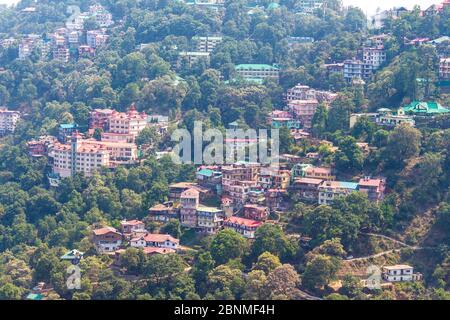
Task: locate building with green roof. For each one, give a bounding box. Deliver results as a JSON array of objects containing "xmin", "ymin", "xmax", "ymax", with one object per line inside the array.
[
  {"xmin": 234, "ymin": 64, "xmax": 280, "ymax": 83},
  {"xmin": 399, "ymin": 101, "xmax": 450, "ymax": 116}
]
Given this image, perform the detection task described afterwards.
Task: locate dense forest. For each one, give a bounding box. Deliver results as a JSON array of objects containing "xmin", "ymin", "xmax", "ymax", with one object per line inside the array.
[{"xmin": 0, "ymin": 0, "xmax": 449, "ymax": 300}]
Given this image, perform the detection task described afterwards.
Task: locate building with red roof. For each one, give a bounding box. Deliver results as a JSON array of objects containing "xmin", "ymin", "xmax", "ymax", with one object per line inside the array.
[
  {"xmin": 130, "ymin": 233, "xmax": 179, "ymax": 250},
  {"xmin": 92, "ymin": 227, "xmax": 122, "ymax": 253},
  {"xmin": 224, "ymin": 216, "xmax": 263, "ymax": 239}
]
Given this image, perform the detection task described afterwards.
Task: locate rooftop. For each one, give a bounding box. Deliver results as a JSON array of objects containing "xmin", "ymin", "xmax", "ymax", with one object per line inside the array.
[
  {"xmin": 225, "ymin": 216, "xmax": 263, "ymax": 228},
  {"xmin": 401, "ymin": 101, "xmax": 450, "ymax": 115},
  {"xmin": 235, "ymin": 64, "xmax": 279, "ymax": 71}
]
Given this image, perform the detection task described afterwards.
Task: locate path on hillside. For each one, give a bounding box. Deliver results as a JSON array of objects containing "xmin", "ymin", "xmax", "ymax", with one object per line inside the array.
[
  {"xmin": 361, "ymin": 232, "xmax": 418, "ymax": 249},
  {"xmin": 345, "ymin": 232, "xmax": 447, "ymax": 262},
  {"xmin": 297, "ymin": 289, "xmax": 323, "ymax": 301}
]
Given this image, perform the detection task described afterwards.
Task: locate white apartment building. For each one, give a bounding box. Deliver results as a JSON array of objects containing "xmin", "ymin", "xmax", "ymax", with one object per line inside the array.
[
  {"xmin": 178, "ymin": 51, "xmax": 210, "ymax": 67},
  {"xmin": 439, "ymin": 58, "xmax": 450, "ymax": 80},
  {"xmin": 362, "ymin": 47, "xmax": 387, "ymax": 69},
  {"xmin": 87, "ymin": 30, "xmax": 109, "ymax": 48},
  {"xmin": 382, "ymin": 265, "xmax": 422, "ymax": 282},
  {"xmin": 50, "ymin": 132, "xmax": 138, "ymax": 178},
  {"xmin": 193, "ymin": 36, "xmax": 223, "ymax": 52},
  {"xmin": 106, "ymin": 105, "xmax": 148, "ymax": 141},
  {"xmin": 0, "ymin": 108, "xmax": 21, "ymax": 135},
  {"xmin": 235, "ymin": 64, "xmax": 280, "ymax": 82},
  {"xmin": 296, "ymin": 0, "xmax": 324, "ymax": 14}
]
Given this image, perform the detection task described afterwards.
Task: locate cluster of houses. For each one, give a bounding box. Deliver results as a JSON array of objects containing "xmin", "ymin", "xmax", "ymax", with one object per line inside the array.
[
  {"xmin": 1, "ymin": 4, "xmax": 113, "ymax": 62},
  {"xmin": 324, "ymin": 34, "xmax": 388, "ymax": 83},
  {"xmin": 145, "ymin": 156, "xmax": 386, "ymax": 239},
  {"xmin": 269, "ymin": 83, "xmax": 338, "ymax": 130},
  {"xmin": 91, "ymin": 220, "xmax": 181, "ymax": 265},
  {"xmin": 27, "ymin": 104, "xmax": 169, "ymax": 184}
]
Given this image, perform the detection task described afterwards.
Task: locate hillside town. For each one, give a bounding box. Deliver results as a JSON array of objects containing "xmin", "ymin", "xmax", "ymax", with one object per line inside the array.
[{"xmin": 0, "ymin": 0, "xmax": 449, "ymax": 303}]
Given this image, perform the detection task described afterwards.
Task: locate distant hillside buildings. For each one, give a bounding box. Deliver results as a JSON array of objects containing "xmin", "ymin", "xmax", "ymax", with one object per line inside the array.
[{"xmin": 0, "ymin": 107, "xmax": 21, "ymax": 135}]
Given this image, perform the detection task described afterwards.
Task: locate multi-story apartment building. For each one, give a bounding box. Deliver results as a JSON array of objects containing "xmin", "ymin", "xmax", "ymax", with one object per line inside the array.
[
  {"xmin": 286, "ymin": 84, "xmax": 338, "ymax": 104},
  {"xmin": 243, "ymin": 204, "xmax": 269, "ymax": 221},
  {"xmin": 197, "ymin": 206, "xmax": 225, "ymax": 234},
  {"xmin": 235, "ymin": 64, "xmax": 280, "ymax": 82},
  {"xmin": 296, "ymin": 0, "xmax": 324, "ymax": 14},
  {"xmin": 178, "ymin": 51, "xmax": 210, "ymax": 67},
  {"xmin": 78, "ymin": 45, "xmax": 96, "ymax": 58},
  {"xmin": 358, "ymin": 177, "xmax": 386, "ymax": 203},
  {"xmin": 27, "ymin": 135, "xmax": 58, "ymax": 157},
  {"xmin": 343, "ymin": 59, "xmax": 366, "ymax": 81},
  {"xmin": 193, "ymin": 36, "xmax": 223, "ymax": 52},
  {"xmin": 324, "ymin": 62, "xmax": 344, "ymax": 75},
  {"xmin": 362, "ymin": 46, "xmax": 387, "ymax": 69},
  {"xmin": 180, "ymin": 188, "xmax": 200, "ymax": 228},
  {"xmin": 50, "ymin": 131, "xmax": 138, "ymax": 178},
  {"xmin": 87, "ymin": 30, "xmax": 109, "ymax": 48},
  {"xmin": 100, "ymin": 104, "xmax": 148, "ymax": 143},
  {"xmin": 89, "ymin": 108, "xmax": 116, "ymax": 130},
  {"xmin": 89, "ymin": 4, "xmax": 114, "ymax": 27},
  {"xmin": 18, "ymin": 34, "xmax": 42, "ymax": 59},
  {"xmin": 439, "ymin": 58, "xmax": 450, "ymax": 80},
  {"xmin": 222, "ymin": 164, "xmax": 260, "ymax": 206},
  {"xmin": 287, "ymin": 99, "xmax": 319, "ymax": 129},
  {"xmin": 148, "ymin": 202, "xmax": 179, "ymax": 222},
  {"xmin": 0, "ymin": 108, "xmax": 21, "ymax": 135},
  {"xmin": 318, "ymin": 180, "xmax": 359, "ymax": 205},
  {"xmin": 302, "ymin": 166, "xmax": 335, "ymax": 181},
  {"xmin": 291, "ymin": 178, "xmax": 324, "ymax": 202},
  {"xmin": 223, "ymin": 216, "xmax": 263, "ymax": 239},
  {"xmin": 53, "ymin": 45, "xmax": 70, "ymax": 62}
]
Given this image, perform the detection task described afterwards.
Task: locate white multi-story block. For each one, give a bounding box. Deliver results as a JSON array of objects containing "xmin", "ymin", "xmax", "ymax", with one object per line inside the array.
[
  {"xmin": 0, "ymin": 108, "xmax": 21, "ymax": 135},
  {"xmin": 382, "ymin": 265, "xmax": 422, "ymax": 282},
  {"xmin": 193, "ymin": 36, "xmax": 223, "ymax": 53}
]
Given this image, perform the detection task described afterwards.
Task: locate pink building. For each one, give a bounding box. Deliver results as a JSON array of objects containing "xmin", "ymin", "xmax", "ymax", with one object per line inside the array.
[
  {"xmin": 288, "ymin": 99, "xmax": 319, "ymax": 129},
  {"xmin": 180, "ymin": 188, "xmax": 200, "ymax": 228}
]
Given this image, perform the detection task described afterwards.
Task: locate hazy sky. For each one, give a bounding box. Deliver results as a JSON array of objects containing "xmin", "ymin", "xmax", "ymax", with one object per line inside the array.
[{"xmin": 0, "ymin": 0, "xmax": 444, "ymax": 15}]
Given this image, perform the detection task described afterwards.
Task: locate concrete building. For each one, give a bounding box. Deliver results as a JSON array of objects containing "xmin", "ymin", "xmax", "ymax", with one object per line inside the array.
[
  {"xmin": 287, "ymin": 99, "xmax": 319, "ymax": 129},
  {"xmin": 87, "ymin": 30, "xmax": 108, "ymax": 48},
  {"xmin": 296, "ymin": 0, "xmax": 324, "ymax": 14},
  {"xmin": 439, "ymin": 58, "xmax": 450, "ymax": 80},
  {"xmin": 197, "ymin": 205, "xmax": 225, "ymax": 234},
  {"xmin": 286, "ymin": 84, "xmax": 338, "ymax": 104},
  {"xmin": 358, "ymin": 178, "xmax": 386, "ymax": 203},
  {"xmin": 180, "ymin": 188, "xmax": 200, "ymax": 228},
  {"xmin": 193, "ymin": 36, "xmax": 223, "ymax": 52},
  {"xmin": 235, "ymin": 64, "xmax": 280, "ymax": 82},
  {"xmin": 178, "ymin": 51, "xmax": 210, "ymax": 67},
  {"xmin": 382, "ymin": 265, "xmax": 422, "ymax": 282},
  {"xmin": 362, "ymin": 46, "xmax": 386, "ymax": 69},
  {"xmin": 0, "ymin": 107, "xmax": 21, "ymax": 135},
  {"xmin": 50, "ymin": 132, "xmax": 138, "ymax": 178},
  {"xmin": 318, "ymin": 180, "xmax": 359, "ymax": 205}
]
